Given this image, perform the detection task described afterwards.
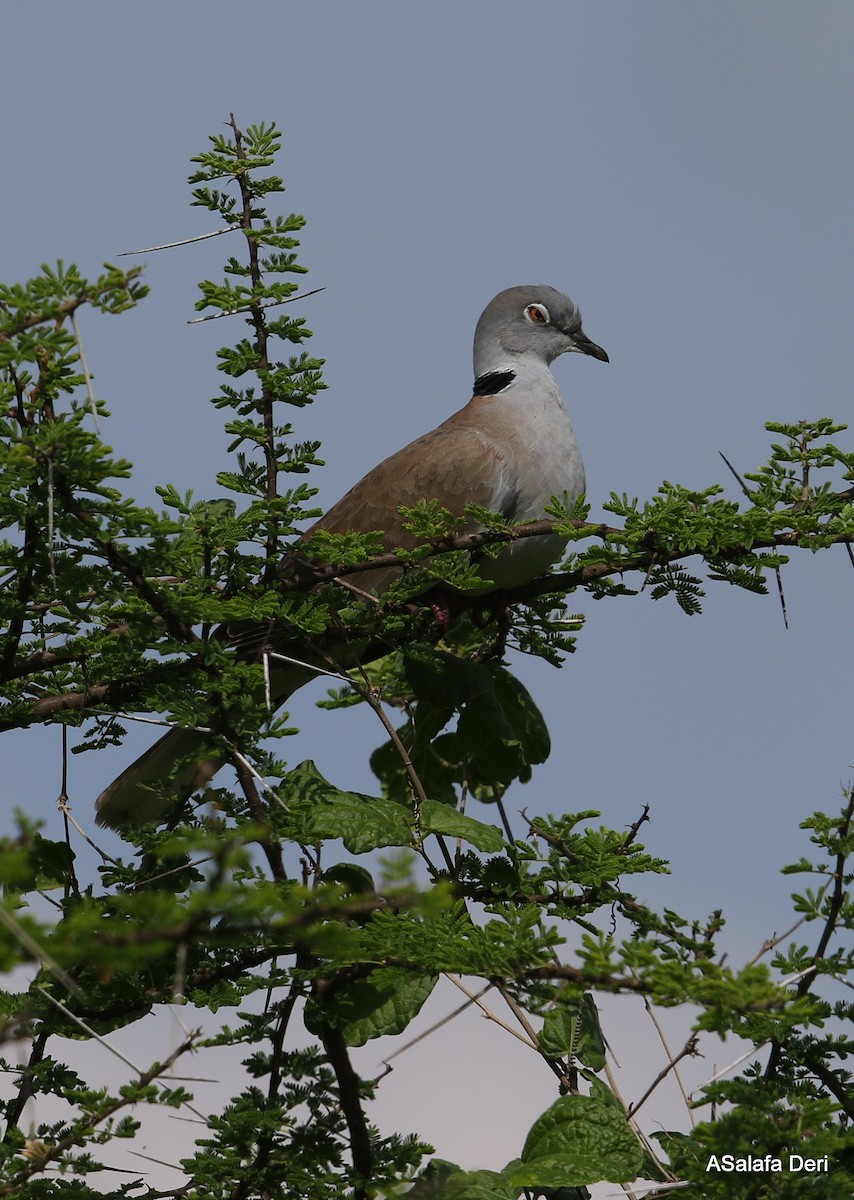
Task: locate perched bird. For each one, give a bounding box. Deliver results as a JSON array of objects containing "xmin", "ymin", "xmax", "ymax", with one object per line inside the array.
[{"xmin": 96, "ymin": 285, "xmax": 607, "ymax": 828}]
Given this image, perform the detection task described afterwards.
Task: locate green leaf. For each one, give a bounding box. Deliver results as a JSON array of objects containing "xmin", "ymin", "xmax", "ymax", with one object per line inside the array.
[
  {"xmin": 0, "ymin": 835, "xmax": 75, "ymax": 891},
  {"xmin": 402, "ymin": 648, "xmax": 550, "ymax": 789},
  {"xmin": 509, "ymin": 1094, "xmax": 643, "ymax": 1187},
  {"xmin": 540, "ymin": 993, "xmax": 607, "ymax": 1071},
  {"xmin": 420, "ymin": 799, "xmax": 504, "ymax": 852},
  {"xmin": 491, "ymin": 667, "xmax": 551, "ymax": 765},
  {"xmin": 404, "ymin": 645, "xmax": 494, "ymax": 708},
  {"xmin": 407, "ymin": 1160, "xmax": 519, "ymax": 1200},
  {"xmin": 457, "ymin": 690, "xmax": 524, "ymax": 783},
  {"xmin": 306, "ymin": 967, "xmax": 437, "ymax": 1046},
  {"xmin": 277, "ymin": 762, "xmax": 503, "ymax": 852},
  {"xmin": 276, "ymin": 760, "xmax": 412, "ymax": 853}
]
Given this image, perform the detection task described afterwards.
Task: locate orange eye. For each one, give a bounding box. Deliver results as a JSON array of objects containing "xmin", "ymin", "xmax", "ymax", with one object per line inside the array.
[{"xmin": 525, "ymin": 303, "xmax": 549, "ymax": 323}]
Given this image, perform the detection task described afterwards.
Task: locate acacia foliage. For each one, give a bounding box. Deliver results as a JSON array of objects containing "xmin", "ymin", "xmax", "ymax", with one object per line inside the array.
[{"xmin": 0, "ymin": 119, "xmax": 852, "ymax": 1199}]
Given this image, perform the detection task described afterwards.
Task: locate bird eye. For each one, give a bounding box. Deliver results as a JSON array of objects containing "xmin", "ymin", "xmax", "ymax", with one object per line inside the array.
[{"xmin": 524, "ymin": 303, "xmax": 550, "ymax": 324}]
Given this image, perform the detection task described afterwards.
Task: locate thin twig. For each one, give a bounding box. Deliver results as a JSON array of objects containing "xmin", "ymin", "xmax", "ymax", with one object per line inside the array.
[
  {"xmin": 360, "ymin": 685, "xmax": 431, "ymax": 852},
  {"xmin": 381, "ymin": 982, "xmax": 495, "ymax": 1065},
  {"xmin": 325, "ymin": 573, "xmax": 381, "ymax": 604},
  {"xmin": 45, "ymin": 459, "xmax": 58, "ymax": 596},
  {"xmin": 500, "ymin": 989, "xmax": 542, "ymax": 1049},
  {"xmin": 229, "ymin": 745, "xmax": 279, "ymax": 799},
  {"xmin": 721, "ymin": 450, "xmax": 786, "ymax": 627},
  {"xmin": 622, "ymin": 804, "xmax": 651, "ymax": 850},
  {"xmin": 628, "ymin": 1026, "xmax": 699, "ymax": 1119},
  {"xmin": 443, "ymin": 974, "xmax": 536, "ymax": 1047},
  {"xmin": 498, "ymin": 988, "xmax": 572, "ymax": 1089},
  {"xmin": 231, "ymin": 748, "xmax": 286, "ymax": 882},
  {"xmin": 695, "ymin": 1042, "xmax": 768, "ymax": 1094},
  {"xmin": 491, "ymin": 787, "xmax": 514, "ymax": 843},
  {"xmin": 36, "ymin": 987, "xmax": 207, "ymax": 1122},
  {"xmin": 57, "ymin": 799, "xmax": 121, "ymax": 867},
  {"xmin": 37, "ymin": 986, "xmax": 146, "ymax": 1075},
  {"xmin": 747, "ymin": 914, "xmax": 808, "ymax": 965},
  {"xmin": 602, "ymin": 1057, "xmax": 677, "ymax": 1189},
  {"xmin": 127, "ymin": 1149, "xmax": 187, "ymax": 1172},
  {"xmin": 267, "ymin": 650, "xmax": 341, "ymax": 680},
  {"xmin": 633, "ymin": 998, "xmax": 696, "ymax": 1120},
  {"xmin": 263, "ymin": 650, "xmax": 272, "ymax": 711},
  {"xmin": 130, "ymin": 854, "xmax": 218, "ymax": 890}
]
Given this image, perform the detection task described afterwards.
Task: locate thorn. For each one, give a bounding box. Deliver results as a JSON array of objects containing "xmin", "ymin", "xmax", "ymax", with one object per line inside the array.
[
  {"xmin": 119, "ymin": 227, "xmax": 238, "ymax": 255},
  {"xmin": 719, "ymin": 450, "xmax": 751, "ymax": 498},
  {"xmin": 187, "ymin": 286, "xmax": 326, "ymax": 324},
  {"xmin": 774, "ymin": 566, "xmax": 789, "ymax": 629}
]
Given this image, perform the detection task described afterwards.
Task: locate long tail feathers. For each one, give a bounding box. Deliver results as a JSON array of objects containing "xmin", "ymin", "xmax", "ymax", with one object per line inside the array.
[
  {"xmin": 95, "ymin": 660, "xmax": 320, "ymax": 829},
  {"xmin": 95, "ymin": 727, "xmax": 218, "ymax": 829}
]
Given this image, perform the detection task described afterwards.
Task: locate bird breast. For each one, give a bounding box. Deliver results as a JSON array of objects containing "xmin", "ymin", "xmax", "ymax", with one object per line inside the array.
[{"xmin": 467, "ymin": 371, "xmax": 585, "ymax": 588}]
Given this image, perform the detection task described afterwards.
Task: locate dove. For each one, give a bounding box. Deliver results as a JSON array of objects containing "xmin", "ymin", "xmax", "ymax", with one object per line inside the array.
[{"xmin": 95, "ymin": 285, "xmax": 607, "ymax": 827}]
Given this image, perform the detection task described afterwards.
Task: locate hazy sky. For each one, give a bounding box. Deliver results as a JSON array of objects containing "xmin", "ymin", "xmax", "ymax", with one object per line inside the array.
[{"xmin": 3, "ymin": 3, "xmax": 852, "ymax": 1190}]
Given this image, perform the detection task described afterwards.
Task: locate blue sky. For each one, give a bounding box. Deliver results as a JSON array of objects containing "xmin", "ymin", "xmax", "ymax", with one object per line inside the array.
[{"xmin": 3, "ymin": 2, "xmax": 852, "ymax": 1187}]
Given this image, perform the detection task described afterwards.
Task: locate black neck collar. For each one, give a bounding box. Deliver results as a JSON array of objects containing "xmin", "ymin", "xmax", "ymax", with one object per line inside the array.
[{"xmin": 472, "ymin": 369, "xmax": 516, "ymax": 397}]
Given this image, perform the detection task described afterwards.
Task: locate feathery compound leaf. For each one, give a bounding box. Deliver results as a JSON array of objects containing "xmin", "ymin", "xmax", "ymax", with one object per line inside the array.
[{"xmin": 648, "ymin": 564, "xmax": 704, "ymax": 614}]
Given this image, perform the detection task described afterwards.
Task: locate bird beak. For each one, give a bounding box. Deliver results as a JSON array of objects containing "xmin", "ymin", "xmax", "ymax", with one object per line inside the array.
[{"xmin": 571, "ymin": 331, "xmax": 609, "ymax": 363}]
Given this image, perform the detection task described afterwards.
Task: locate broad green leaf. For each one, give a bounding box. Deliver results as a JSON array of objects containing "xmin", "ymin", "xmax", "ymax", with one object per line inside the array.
[
  {"xmin": 491, "ymin": 666, "xmax": 551, "ymax": 764},
  {"xmin": 540, "ymin": 993, "xmax": 607, "ymax": 1071},
  {"xmin": 321, "ymin": 862, "xmax": 375, "ymax": 894},
  {"xmin": 402, "ymin": 648, "xmax": 550, "ymax": 789},
  {"xmin": 0, "ymin": 835, "xmax": 75, "ymax": 891},
  {"xmin": 457, "ymin": 691, "xmax": 524, "ymax": 783},
  {"xmin": 405, "ymin": 1159, "xmax": 463, "ymax": 1198},
  {"xmin": 407, "ymin": 1160, "xmax": 518, "ymax": 1200},
  {"xmin": 305, "ymin": 967, "xmax": 437, "ymax": 1046},
  {"xmin": 404, "ymin": 646, "xmax": 494, "ymax": 708},
  {"xmin": 304, "ymin": 792, "xmax": 412, "ymax": 854},
  {"xmin": 277, "ymin": 760, "xmax": 411, "ymax": 852},
  {"xmin": 509, "ymin": 1094, "xmax": 643, "ymax": 1187},
  {"xmin": 278, "ymin": 762, "xmax": 503, "ymax": 853},
  {"xmin": 419, "ymin": 799, "xmax": 504, "ymax": 852}
]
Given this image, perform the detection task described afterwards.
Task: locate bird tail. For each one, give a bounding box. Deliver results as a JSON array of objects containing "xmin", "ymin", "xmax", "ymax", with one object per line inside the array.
[
  {"xmin": 94, "ymin": 660, "xmax": 320, "ymax": 829},
  {"xmin": 94, "ymin": 726, "xmax": 219, "ymax": 829}
]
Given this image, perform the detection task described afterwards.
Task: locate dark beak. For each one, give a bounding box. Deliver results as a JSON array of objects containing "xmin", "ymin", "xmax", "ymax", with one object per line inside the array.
[{"xmin": 572, "ymin": 331, "xmax": 609, "ymax": 363}]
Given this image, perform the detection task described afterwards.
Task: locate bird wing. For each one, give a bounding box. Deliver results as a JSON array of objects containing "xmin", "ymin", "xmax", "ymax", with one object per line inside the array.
[{"xmin": 312, "ymin": 415, "xmax": 512, "ymax": 547}]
